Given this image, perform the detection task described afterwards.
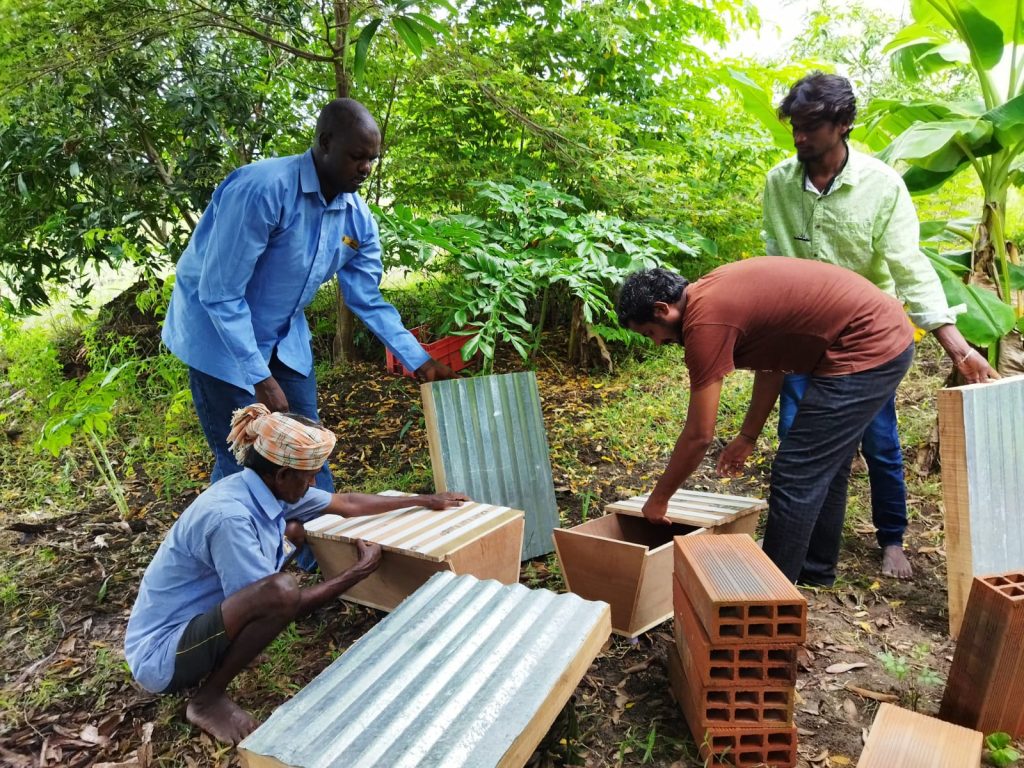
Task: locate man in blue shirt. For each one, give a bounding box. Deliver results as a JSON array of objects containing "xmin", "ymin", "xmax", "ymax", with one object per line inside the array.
[
  {"xmin": 162, "ymin": 98, "xmax": 454, "ymax": 492},
  {"xmin": 125, "ymin": 404, "xmax": 467, "ymax": 744}
]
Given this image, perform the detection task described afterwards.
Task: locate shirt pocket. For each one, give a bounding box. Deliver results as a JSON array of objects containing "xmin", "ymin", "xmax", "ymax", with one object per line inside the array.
[{"xmin": 827, "ymin": 213, "xmax": 875, "ymax": 272}]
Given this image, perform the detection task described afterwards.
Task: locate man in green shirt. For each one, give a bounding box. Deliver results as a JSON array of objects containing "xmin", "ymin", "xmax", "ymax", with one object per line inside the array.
[{"xmin": 762, "ymin": 72, "xmax": 997, "ymax": 580}]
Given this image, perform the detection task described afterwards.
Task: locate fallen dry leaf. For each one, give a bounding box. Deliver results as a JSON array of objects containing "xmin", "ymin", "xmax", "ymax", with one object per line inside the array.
[
  {"xmin": 78, "ymin": 724, "xmax": 109, "ymax": 747},
  {"xmin": 825, "ymin": 662, "xmax": 867, "ymax": 674},
  {"xmin": 842, "ymin": 697, "xmax": 859, "ymax": 723}
]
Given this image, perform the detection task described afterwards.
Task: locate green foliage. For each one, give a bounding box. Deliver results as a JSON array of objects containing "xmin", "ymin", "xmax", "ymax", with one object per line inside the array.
[
  {"xmin": 37, "ymin": 362, "xmax": 133, "ymax": 518},
  {"xmin": 876, "ymin": 644, "xmax": 942, "ymax": 712},
  {"xmin": 921, "ymin": 246, "xmax": 1017, "ymax": 348},
  {"xmin": 377, "ymin": 179, "xmax": 706, "ymax": 372},
  {"xmin": 986, "ymin": 732, "xmax": 1022, "ymax": 767},
  {"xmin": 0, "ymin": 313, "xmax": 62, "ymax": 406},
  {"xmin": 868, "ymin": 0, "xmax": 1024, "ymax": 337}
]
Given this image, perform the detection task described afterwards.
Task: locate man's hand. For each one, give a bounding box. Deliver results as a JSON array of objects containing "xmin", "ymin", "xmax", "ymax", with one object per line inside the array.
[
  {"xmin": 954, "ymin": 348, "xmax": 1000, "ymax": 385},
  {"xmin": 284, "ymin": 521, "xmax": 306, "ymax": 548},
  {"xmin": 415, "ymin": 358, "xmax": 457, "ymax": 383},
  {"xmin": 416, "ymin": 491, "xmax": 469, "ymax": 510},
  {"xmin": 254, "ymin": 375, "xmax": 289, "ymax": 412},
  {"xmin": 717, "ymin": 435, "xmax": 756, "ymax": 477},
  {"xmin": 354, "ymin": 539, "xmax": 382, "ymax": 574},
  {"xmin": 641, "ymin": 496, "xmax": 672, "ymax": 526}
]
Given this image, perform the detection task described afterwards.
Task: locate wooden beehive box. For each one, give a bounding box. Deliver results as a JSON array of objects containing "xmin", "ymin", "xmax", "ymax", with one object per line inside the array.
[
  {"xmin": 553, "ymin": 489, "xmax": 764, "ymax": 638},
  {"xmin": 305, "ymin": 492, "xmax": 524, "ymax": 611}
]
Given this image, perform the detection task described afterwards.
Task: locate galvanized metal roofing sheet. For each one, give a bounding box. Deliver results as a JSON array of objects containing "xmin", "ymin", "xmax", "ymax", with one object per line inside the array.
[
  {"xmin": 239, "ymin": 572, "xmax": 611, "ymax": 768},
  {"xmin": 421, "ymin": 372, "xmax": 560, "ymax": 560},
  {"xmin": 956, "ymin": 376, "xmax": 1024, "ymax": 571}
]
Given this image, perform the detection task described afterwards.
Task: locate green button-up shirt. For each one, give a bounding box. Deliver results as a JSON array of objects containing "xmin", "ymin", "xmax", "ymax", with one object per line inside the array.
[{"xmin": 762, "ymin": 148, "xmax": 960, "ymax": 330}]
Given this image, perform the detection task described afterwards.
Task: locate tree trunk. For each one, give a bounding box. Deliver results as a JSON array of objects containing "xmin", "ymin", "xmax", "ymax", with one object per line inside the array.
[{"xmin": 331, "ymin": 0, "xmax": 357, "ymax": 365}]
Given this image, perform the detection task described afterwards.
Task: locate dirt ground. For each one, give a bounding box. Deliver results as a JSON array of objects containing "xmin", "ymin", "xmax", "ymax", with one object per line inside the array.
[{"xmin": 0, "ymin": 350, "xmax": 1011, "ymax": 768}]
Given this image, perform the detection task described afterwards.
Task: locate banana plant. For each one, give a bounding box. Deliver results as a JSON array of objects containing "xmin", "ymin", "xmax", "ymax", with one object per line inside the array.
[{"xmin": 860, "ymin": 0, "xmax": 1024, "ymax": 361}]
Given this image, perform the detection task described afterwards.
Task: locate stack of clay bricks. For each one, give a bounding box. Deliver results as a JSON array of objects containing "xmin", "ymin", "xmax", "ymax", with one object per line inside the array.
[{"xmin": 668, "ymin": 534, "xmax": 806, "ymax": 768}]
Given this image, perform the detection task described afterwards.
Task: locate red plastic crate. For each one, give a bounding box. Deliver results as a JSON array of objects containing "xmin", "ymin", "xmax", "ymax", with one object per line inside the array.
[{"xmin": 386, "ymin": 326, "xmax": 475, "ymax": 378}]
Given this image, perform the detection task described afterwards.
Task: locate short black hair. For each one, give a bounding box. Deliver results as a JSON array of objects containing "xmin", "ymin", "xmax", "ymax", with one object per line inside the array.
[
  {"xmin": 241, "ymin": 412, "xmax": 325, "ymax": 475},
  {"xmin": 777, "ymin": 72, "xmax": 857, "ymax": 138},
  {"xmin": 316, "ymin": 98, "xmax": 378, "ymax": 139},
  {"xmin": 616, "ymin": 268, "xmax": 689, "ymax": 326}
]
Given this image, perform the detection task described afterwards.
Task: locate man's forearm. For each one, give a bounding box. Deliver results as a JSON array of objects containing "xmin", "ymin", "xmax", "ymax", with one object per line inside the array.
[
  {"xmin": 296, "ymin": 561, "xmax": 377, "ymax": 617},
  {"xmin": 930, "ymin": 324, "xmax": 973, "ymax": 362},
  {"xmin": 739, "ymin": 371, "xmax": 785, "ymax": 439},
  {"xmin": 651, "ymin": 431, "xmax": 713, "ymax": 502}
]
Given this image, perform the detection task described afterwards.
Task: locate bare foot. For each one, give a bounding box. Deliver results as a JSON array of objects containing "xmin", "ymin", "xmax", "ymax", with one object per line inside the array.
[
  {"xmin": 186, "ymin": 690, "xmax": 259, "ymax": 744},
  {"xmin": 881, "ymin": 545, "xmax": 913, "ymax": 580}
]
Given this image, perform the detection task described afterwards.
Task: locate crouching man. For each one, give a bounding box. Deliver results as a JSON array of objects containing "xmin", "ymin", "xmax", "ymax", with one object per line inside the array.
[
  {"xmin": 125, "ymin": 404, "xmax": 467, "ymax": 744},
  {"xmin": 615, "ymin": 258, "xmax": 917, "ymax": 587}
]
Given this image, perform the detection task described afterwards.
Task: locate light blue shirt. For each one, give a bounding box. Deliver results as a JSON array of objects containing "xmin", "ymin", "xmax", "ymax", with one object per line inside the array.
[
  {"xmin": 161, "ymin": 150, "xmax": 429, "ymax": 392},
  {"xmin": 124, "ymin": 470, "xmax": 330, "ymax": 693}
]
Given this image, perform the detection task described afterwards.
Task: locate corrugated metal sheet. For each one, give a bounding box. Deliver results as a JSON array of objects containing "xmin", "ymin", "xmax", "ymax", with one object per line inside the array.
[
  {"xmin": 421, "ymin": 372, "xmax": 559, "ymax": 560},
  {"xmin": 957, "ymin": 376, "xmax": 1024, "ymax": 570},
  {"xmin": 238, "ymin": 572, "xmax": 611, "ymax": 768},
  {"xmin": 939, "ymin": 375, "xmax": 1024, "ymax": 635}
]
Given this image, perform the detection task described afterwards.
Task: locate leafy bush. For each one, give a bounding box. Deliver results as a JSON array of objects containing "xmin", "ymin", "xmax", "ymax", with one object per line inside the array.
[{"xmin": 376, "ymin": 179, "xmax": 709, "ymax": 372}]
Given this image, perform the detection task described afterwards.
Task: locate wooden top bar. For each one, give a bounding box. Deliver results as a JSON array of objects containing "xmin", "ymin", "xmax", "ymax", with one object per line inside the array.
[
  {"xmin": 606, "ymin": 489, "xmax": 765, "ymax": 528},
  {"xmin": 304, "ymin": 492, "xmax": 523, "ymax": 563}
]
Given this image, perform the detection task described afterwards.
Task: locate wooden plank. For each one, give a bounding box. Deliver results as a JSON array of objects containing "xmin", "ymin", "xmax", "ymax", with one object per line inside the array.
[
  {"xmin": 447, "ymin": 516, "xmax": 525, "ymax": 586},
  {"xmin": 857, "ymin": 703, "xmax": 981, "ymax": 768},
  {"xmin": 553, "ymin": 520, "xmax": 648, "ymax": 635},
  {"xmin": 938, "ymin": 375, "xmax": 1024, "ymax": 637}
]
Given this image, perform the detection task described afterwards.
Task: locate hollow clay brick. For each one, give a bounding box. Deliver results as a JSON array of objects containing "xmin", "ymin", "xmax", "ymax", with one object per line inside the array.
[
  {"xmin": 858, "ymin": 703, "xmax": 982, "ymax": 768},
  {"xmin": 939, "ymin": 572, "xmax": 1024, "ymax": 737},
  {"xmin": 674, "ymin": 575, "xmax": 797, "ymax": 688},
  {"xmin": 674, "ymin": 534, "xmax": 806, "ymax": 645},
  {"xmin": 667, "ymin": 643, "xmax": 797, "ymax": 768}
]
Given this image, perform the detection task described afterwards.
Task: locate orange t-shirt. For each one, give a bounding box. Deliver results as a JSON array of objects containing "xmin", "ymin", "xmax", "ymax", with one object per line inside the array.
[{"xmin": 682, "ymin": 257, "xmax": 914, "ymax": 391}]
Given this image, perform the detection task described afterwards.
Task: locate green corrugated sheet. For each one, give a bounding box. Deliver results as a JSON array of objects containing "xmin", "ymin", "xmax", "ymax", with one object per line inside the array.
[{"xmin": 422, "ymin": 372, "xmax": 559, "ymax": 560}]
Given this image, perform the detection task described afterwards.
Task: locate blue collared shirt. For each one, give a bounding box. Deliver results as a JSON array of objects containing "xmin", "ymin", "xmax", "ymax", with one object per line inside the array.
[
  {"xmin": 124, "ymin": 470, "xmax": 330, "ymax": 693},
  {"xmin": 161, "ymin": 150, "xmax": 429, "ymax": 392}
]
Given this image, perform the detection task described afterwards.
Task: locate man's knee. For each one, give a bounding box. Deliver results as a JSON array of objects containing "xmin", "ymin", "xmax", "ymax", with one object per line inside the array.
[{"xmin": 260, "ymin": 572, "xmax": 301, "ymax": 620}]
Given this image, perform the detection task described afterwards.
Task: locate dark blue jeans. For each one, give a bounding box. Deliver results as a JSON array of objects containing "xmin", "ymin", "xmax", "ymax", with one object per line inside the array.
[
  {"xmin": 763, "ymin": 344, "xmax": 914, "ymax": 585},
  {"xmin": 779, "ymin": 374, "xmax": 907, "ymax": 550}
]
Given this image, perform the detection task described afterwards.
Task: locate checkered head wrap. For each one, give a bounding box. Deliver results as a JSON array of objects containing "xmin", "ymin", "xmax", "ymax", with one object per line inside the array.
[{"xmin": 227, "ymin": 403, "xmax": 337, "ymax": 471}]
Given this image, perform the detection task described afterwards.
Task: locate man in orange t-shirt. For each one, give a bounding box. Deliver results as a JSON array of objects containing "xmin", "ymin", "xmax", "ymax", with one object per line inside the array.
[{"xmin": 616, "ymin": 258, "xmax": 914, "ymax": 585}]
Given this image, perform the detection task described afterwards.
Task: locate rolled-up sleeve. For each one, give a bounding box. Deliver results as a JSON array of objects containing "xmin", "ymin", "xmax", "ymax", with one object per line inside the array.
[
  {"xmin": 875, "ymin": 184, "xmax": 962, "ymax": 330},
  {"xmin": 338, "ymin": 216, "xmax": 430, "ymax": 373}
]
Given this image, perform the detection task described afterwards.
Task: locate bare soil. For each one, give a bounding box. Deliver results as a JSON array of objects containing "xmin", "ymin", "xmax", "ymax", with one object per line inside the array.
[{"xmin": 0, "ymin": 349, "xmax": 1012, "ymax": 768}]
